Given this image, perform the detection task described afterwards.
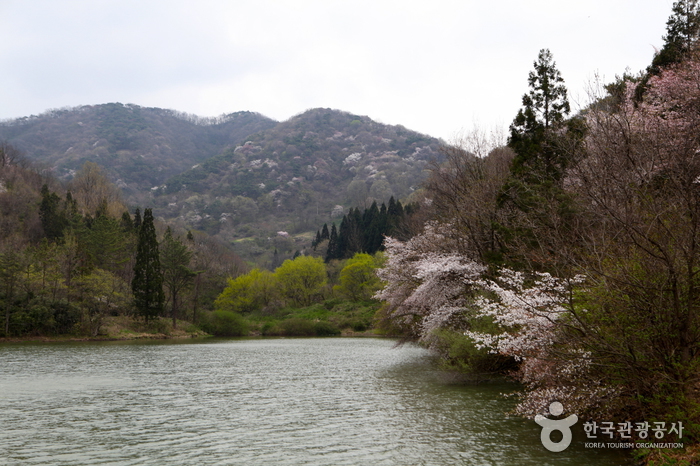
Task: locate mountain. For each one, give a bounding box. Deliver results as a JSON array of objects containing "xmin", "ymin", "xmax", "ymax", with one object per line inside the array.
[
  {"xmin": 0, "ymin": 103, "xmax": 277, "ymax": 198},
  {"xmin": 152, "ymin": 108, "xmax": 441, "ymax": 258},
  {"xmin": 0, "ymin": 105, "xmax": 442, "ymax": 266}
]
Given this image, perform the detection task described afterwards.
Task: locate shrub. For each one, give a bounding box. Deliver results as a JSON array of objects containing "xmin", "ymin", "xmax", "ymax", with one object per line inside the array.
[
  {"xmin": 279, "ymin": 317, "xmax": 316, "ymax": 336},
  {"xmin": 201, "ymin": 310, "xmax": 249, "ymax": 337},
  {"xmin": 313, "ymin": 320, "xmax": 341, "ymax": 336}
]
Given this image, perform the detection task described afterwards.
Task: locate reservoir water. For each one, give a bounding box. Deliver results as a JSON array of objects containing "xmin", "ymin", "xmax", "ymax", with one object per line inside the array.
[{"xmin": 0, "ymin": 337, "xmax": 630, "ymax": 465}]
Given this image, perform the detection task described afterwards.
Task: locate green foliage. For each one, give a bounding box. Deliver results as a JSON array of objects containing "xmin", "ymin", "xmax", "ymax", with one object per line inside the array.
[
  {"xmin": 274, "ymin": 255, "xmax": 327, "ymax": 307},
  {"xmin": 160, "ymin": 227, "xmax": 195, "ymax": 327},
  {"xmin": 651, "ymin": 0, "xmax": 700, "ymax": 72},
  {"xmin": 0, "ymin": 242, "xmax": 28, "ymax": 336},
  {"xmin": 0, "ymin": 106, "xmax": 441, "ymax": 269},
  {"xmin": 131, "ymin": 208, "xmax": 164, "ymax": 322},
  {"xmin": 261, "ymin": 317, "xmax": 340, "ymax": 337},
  {"xmin": 496, "ymin": 49, "xmax": 582, "ymax": 269},
  {"xmin": 201, "ymin": 310, "xmax": 249, "ymax": 337},
  {"xmin": 320, "ymin": 198, "xmax": 414, "ymax": 262},
  {"xmin": 136, "ymin": 316, "xmax": 173, "ymax": 336},
  {"xmin": 429, "ymin": 329, "xmax": 516, "ymax": 377},
  {"xmin": 0, "ymin": 153, "xmax": 248, "ymax": 338},
  {"xmin": 215, "ymin": 268, "xmax": 278, "ymax": 314},
  {"xmin": 311, "ymin": 320, "xmax": 341, "ymax": 336},
  {"xmin": 39, "ymin": 184, "xmax": 68, "ymax": 241},
  {"xmin": 84, "ymin": 213, "xmax": 132, "ymax": 273},
  {"xmin": 333, "ymin": 253, "xmax": 381, "ymax": 301},
  {"xmin": 507, "ymin": 49, "xmax": 570, "ymax": 184},
  {"xmin": 277, "ymin": 317, "xmax": 317, "ymax": 336}
]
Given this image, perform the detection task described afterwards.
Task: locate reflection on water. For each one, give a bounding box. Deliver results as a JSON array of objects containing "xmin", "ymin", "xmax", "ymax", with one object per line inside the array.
[{"xmin": 0, "ymin": 338, "xmax": 630, "ymax": 465}]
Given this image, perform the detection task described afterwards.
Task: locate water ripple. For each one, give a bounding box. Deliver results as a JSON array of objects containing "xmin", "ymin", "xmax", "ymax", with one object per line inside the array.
[{"xmin": 0, "ymin": 338, "xmax": 630, "ymax": 465}]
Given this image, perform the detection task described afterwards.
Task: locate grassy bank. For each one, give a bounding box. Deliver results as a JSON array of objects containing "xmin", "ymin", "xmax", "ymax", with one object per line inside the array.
[{"xmin": 0, "ymin": 299, "xmax": 383, "ymax": 343}]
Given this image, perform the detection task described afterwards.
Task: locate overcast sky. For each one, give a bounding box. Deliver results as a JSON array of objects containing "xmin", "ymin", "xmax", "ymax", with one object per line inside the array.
[{"xmin": 0, "ymin": 0, "xmax": 675, "ymax": 141}]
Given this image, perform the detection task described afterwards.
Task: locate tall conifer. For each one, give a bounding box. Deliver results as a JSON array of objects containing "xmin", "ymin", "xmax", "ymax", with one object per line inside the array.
[
  {"xmin": 325, "ymin": 223, "xmax": 340, "ymax": 262},
  {"xmin": 131, "ymin": 208, "xmax": 163, "ymax": 322},
  {"xmin": 500, "ymin": 48, "xmax": 571, "ymax": 211}
]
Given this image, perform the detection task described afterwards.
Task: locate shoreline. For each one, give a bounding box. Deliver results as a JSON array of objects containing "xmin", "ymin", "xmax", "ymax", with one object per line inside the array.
[{"xmin": 0, "ymin": 329, "xmax": 384, "ymax": 344}]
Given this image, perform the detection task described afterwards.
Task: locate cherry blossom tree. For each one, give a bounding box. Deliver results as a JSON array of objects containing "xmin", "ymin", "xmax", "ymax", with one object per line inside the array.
[
  {"xmin": 375, "ymin": 223, "xmax": 610, "ymax": 416},
  {"xmin": 374, "ymin": 222, "xmax": 486, "ymax": 342}
]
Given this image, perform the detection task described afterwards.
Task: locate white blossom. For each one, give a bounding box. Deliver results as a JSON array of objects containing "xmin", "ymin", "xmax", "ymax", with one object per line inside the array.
[{"xmin": 374, "ymin": 221, "xmax": 610, "ymax": 417}]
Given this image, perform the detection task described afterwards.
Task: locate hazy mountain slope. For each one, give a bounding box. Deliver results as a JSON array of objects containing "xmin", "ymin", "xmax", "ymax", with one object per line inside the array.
[
  {"xmin": 0, "ymin": 104, "xmax": 442, "ymax": 266},
  {"xmin": 152, "ymin": 108, "xmax": 442, "ymax": 264},
  {"xmin": 0, "ymin": 103, "xmax": 277, "ymax": 196}
]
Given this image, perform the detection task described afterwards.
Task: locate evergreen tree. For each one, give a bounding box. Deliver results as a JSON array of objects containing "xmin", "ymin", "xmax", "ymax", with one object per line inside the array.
[
  {"xmin": 320, "ymin": 223, "xmax": 330, "ymax": 241},
  {"xmin": 133, "ymin": 208, "xmax": 142, "ymax": 230},
  {"xmin": 312, "ymin": 230, "xmax": 322, "ymax": 249},
  {"xmin": 39, "ymin": 185, "xmax": 67, "ymax": 241},
  {"xmin": 325, "ymin": 223, "xmax": 340, "ymax": 262},
  {"xmin": 94, "ymin": 198, "xmax": 109, "ymax": 219},
  {"xmin": 63, "ymin": 192, "xmax": 83, "ymax": 232},
  {"xmin": 387, "ymin": 197, "xmax": 405, "ymax": 236},
  {"xmin": 501, "ymin": 48, "xmax": 571, "ymax": 211},
  {"xmin": 651, "ymin": 0, "xmax": 700, "ymax": 72},
  {"xmin": 86, "ymin": 214, "xmax": 130, "ymax": 274},
  {"xmin": 0, "ymin": 242, "xmax": 26, "ymax": 336},
  {"xmin": 362, "ymin": 201, "xmax": 384, "ymax": 254},
  {"xmin": 120, "ymin": 211, "xmax": 133, "ymax": 232},
  {"xmin": 345, "ymin": 208, "xmax": 364, "ymax": 255},
  {"xmin": 338, "ymin": 215, "xmax": 350, "ymax": 259},
  {"xmin": 131, "ymin": 208, "xmax": 163, "ymax": 322}
]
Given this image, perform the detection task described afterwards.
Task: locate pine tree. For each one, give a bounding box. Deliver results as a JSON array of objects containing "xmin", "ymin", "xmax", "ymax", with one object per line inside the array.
[
  {"xmin": 325, "ymin": 223, "xmax": 340, "ymax": 262},
  {"xmin": 501, "ymin": 49, "xmax": 571, "ymax": 211},
  {"xmin": 39, "ymin": 185, "xmax": 67, "ymax": 241},
  {"xmin": 345, "ymin": 208, "xmax": 364, "ymax": 255},
  {"xmin": 120, "ymin": 211, "xmax": 133, "ymax": 232},
  {"xmin": 86, "ymin": 214, "xmax": 129, "ymax": 274},
  {"xmin": 131, "ymin": 208, "xmax": 163, "ymax": 322},
  {"xmin": 387, "ymin": 197, "xmax": 405, "ymax": 236},
  {"xmin": 362, "ymin": 201, "xmax": 384, "ymax": 254},
  {"xmin": 651, "ymin": 0, "xmax": 700, "ymax": 72},
  {"xmin": 312, "ymin": 230, "xmax": 322, "ymax": 249},
  {"xmin": 133, "ymin": 208, "xmax": 142, "ymax": 230},
  {"xmin": 338, "ymin": 215, "xmax": 350, "ymax": 259}
]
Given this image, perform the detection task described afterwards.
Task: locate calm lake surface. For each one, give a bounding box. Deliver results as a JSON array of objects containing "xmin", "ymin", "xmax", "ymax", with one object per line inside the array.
[{"xmin": 0, "ymin": 337, "xmax": 630, "ymax": 465}]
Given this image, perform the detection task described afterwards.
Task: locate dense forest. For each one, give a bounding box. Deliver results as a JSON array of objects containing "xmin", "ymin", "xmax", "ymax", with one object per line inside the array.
[
  {"xmin": 0, "ymin": 156, "xmax": 246, "ymax": 337},
  {"xmin": 0, "ymin": 149, "xmax": 397, "ymax": 340}
]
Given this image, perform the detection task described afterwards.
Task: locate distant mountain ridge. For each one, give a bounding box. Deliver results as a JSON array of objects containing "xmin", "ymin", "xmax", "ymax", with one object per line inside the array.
[
  {"xmin": 0, "ymin": 103, "xmax": 277, "ymax": 195},
  {"xmin": 0, "ymin": 103, "xmax": 443, "ymax": 265},
  {"xmin": 153, "ymin": 107, "xmax": 441, "ymax": 234}
]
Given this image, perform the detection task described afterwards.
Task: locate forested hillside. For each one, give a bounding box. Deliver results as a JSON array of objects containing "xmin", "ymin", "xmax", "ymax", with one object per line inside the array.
[
  {"xmin": 153, "ymin": 108, "xmax": 440, "ymax": 264},
  {"xmin": 0, "ymin": 106, "xmax": 440, "ymax": 266},
  {"xmin": 0, "ymin": 154, "xmax": 245, "ymax": 338},
  {"xmin": 0, "ymin": 104, "xmax": 276, "ymax": 199}
]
